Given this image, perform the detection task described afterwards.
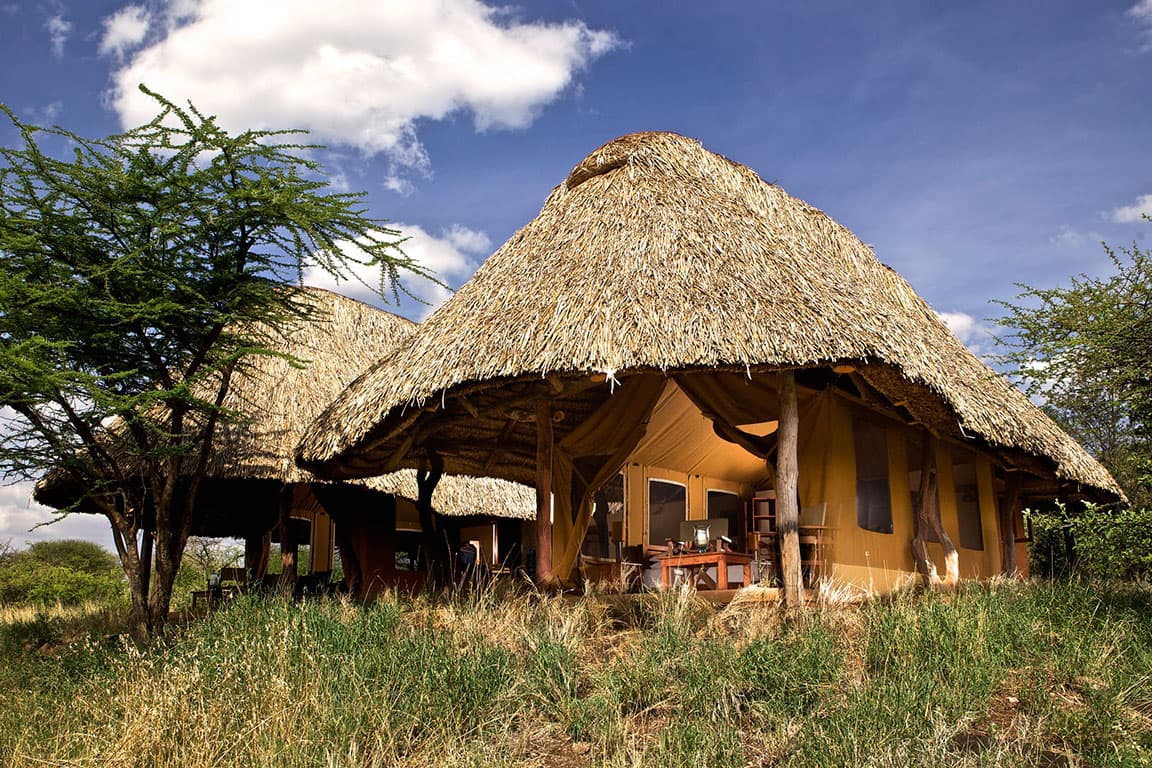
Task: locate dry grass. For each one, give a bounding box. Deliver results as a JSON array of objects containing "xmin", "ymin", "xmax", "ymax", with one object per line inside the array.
[{"xmin": 2, "ymin": 580, "xmax": 1150, "ymax": 767}]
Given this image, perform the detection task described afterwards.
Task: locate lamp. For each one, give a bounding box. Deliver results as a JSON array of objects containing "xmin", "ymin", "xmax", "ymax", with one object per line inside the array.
[{"xmin": 692, "ymin": 522, "xmax": 711, "ymax": 552}]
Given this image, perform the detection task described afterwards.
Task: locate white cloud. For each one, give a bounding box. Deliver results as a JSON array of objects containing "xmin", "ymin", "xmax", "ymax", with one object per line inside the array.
[
  {"xmin": 98, "ymin": 5, "xmax": 151, "ymax": 59},
  {"xmin": 106, "ymin": 0, "xmax": 620, "ymax": 181},
  {"xmin": 937, "ymin": 310, "xmax": 993, "ymax": 353},
  {"xmin": 302, "ymin": 222, "xmax": 489, "ymax": 316},
  {"xmin": 1109, "ymin": 193, "xmax": 1152, "ymax": 223},
  {"xmin": 44, "ymin": 13, "xmax": 71, "ymax": 59},
  {"xmin": 0, "ymin": 480, "xmax": 115, "ymax": 551},
  {"xmin": 1129, "ymin": 1, "xmax": 1152, "ymax": 50},
  {"xmin": 28, "ymin": 100, "xmax": 62, "ymax": 125},
  {"xmin": 1050, "ymin": 225, "xmax": 1086, "ymax": 249}
]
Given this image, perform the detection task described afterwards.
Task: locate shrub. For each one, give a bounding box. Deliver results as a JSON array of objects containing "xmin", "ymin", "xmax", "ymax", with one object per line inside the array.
[
  {"xmin": 0, "ymin": 539, "xmax": 125, "ymax": 605},
  {"xmin": 1027, "ymin": 503, "xmax": 1152, "ymax": 580}
]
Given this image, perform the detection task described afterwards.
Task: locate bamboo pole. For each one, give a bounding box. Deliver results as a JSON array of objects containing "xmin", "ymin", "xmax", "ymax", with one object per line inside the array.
[
  {"xmin": 535, "ymin": 399, "xmax": 555, "ymax": 587},
  {"xmin": 777, "ymin": 371, "xmax": 803, "ymax": 607}
]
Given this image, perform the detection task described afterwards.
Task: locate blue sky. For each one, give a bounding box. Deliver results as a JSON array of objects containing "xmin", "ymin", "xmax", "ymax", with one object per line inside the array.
[{"xmin": 2, "ymin": 0, "xmax": 1150, "ymax": 547}]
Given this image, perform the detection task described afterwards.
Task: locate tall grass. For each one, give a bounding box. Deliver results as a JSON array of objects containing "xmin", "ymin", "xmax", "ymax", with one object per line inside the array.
[{"xmin": 1, "ymin": 580, "xmax": 1149, "ymax": 767}]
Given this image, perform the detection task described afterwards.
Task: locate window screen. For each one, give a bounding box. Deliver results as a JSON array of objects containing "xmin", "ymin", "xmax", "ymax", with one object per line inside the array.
[
  {"xmin": 952, "ymin": 458, "xmax": 984, "ymax": 550},
  {"xmin": 855, "ymin": 414, "xmax": 893, "ymax": 534},
  {"xmin": 649, "ymin": 479, "xmax": 687, "ymax": 546},
  {"xmin": 707, "ymin": 490, "xmax": 742, "ymax": 549}
]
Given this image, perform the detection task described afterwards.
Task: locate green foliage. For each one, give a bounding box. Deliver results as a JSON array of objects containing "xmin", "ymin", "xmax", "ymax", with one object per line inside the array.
[
  {"xmin": 1027, "ymin": 503, "xmax": 1152, "ymax": 580},
  {"xmin": 996, "ymin": 223, "xmax": 1152, "ymax": 506},
  {"xmin": 0, "ymin": 583, "xmax": 1150, "ymax": 767},
  {"xmin": 0, "ymin": 539, "xmax": 125, "ymax": 605},
  {"xmin": 0, "ymin": 88, "xmax": 425, "ymax": 633}
]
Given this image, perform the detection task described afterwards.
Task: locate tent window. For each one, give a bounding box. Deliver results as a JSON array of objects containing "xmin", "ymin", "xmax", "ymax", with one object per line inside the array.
[
  {"xmin": 707, "ymin": 489, "xmax": 742, "ymax": 550},
  {"xmin": 953, "ymin": 460, "xmax": 984, "ymax": 550},
  {"xmin": 649, "ymin": 479, "xmax": 687, "ymax": 546},
  {"xmin": 854, "ymin": 415, "xmax": 893, "ymax": 534}
]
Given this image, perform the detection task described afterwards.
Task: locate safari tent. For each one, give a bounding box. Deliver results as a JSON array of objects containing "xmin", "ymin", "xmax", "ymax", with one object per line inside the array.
[
  {"xmin": 35, "ymin": 288, "xmax": 533, "ymax": 597},
  {"xmin": 296, "ymin": 132, "xmax": 1121, "ymax": 601}
]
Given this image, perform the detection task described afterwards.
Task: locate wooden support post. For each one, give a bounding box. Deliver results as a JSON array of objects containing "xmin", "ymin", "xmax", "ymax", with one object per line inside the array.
[
  {"xmin": 911, "ymin": 436, "xmax": 940, "ymax": 586},
  {"xmin": 244, "ymin": 531, "xmax": 270, "ymax": 583},
  {"xmin": 535, "ymin": 399, "xmax": 555, "ymax": 587},
  {"xmin": 277, "ymin": 485, "xmax": 298, "ymax": 594},
  {"xmin": 416, "ymin": 452, "xmax": 445, "ymax": 585},
  {"xmin": 777, "ymin": 371, "xmax": 804, "ymax": 608},
  {"xmin": 999, "ymin": 474, "xmax": 1022, "ymax": 577},
  {"xmin": 922, "ymin": 436, "xmax": 960, "ymax": 587}
]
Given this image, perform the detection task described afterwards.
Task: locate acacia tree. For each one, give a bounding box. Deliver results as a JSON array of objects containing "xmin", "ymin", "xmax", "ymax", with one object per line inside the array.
[
  {"xmin": 0, "ymin": 89, "xmax": 423, "ymax": 639},
  {"xmin": 996, "ymin": 222, "xmax": 1152, "ymax": 508}
]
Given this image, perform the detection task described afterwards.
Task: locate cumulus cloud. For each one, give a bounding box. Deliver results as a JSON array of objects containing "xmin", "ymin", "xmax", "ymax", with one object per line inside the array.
[
  {"xmin": 98, "ymin": 5, "xmax": 151, "ymax": 59},
  {"xmin": 45, "ymin": 13, "xmax": 71, "ymax": 59},
  {"xmin": 1050, "ymin": 225, "xmax": 1087, "ymax": 249},
  {"xmin": 937, "ymin": 310, "xmax": 994, "ymax": 354},
  {"xmin": 1129, "ymin": 0, "xmax": 1152, "ymax": 49},
  {"xmin": 302, "ymin": 222, "xmax": 491, "ymax": 317},
  {"xmin": 0, "ymin": 480, "xmax": 114, "ymax": 549},
  {"xmin": 106, "ymin": 0, "xmax": 620, "ymax": 181},
  {"xmin": 1109, "ymin": 193, "xmax": 1152, "ymax": 223}
]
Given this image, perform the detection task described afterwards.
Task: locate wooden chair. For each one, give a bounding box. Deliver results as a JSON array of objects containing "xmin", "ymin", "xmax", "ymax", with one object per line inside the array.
[
  {"xmin": 798, "ymin": 503, "xmax": 828, "ymax": 586},
  {"xmin": 217, "ymin": 566, "xmax": 248, "ymax": 598}
]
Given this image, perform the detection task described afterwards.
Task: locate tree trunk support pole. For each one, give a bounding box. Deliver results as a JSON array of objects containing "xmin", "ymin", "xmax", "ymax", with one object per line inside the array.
[
  {"xmin": 535, "ymin": 399, "xmax": 555, "ymax": 588},
  {"xmin": 416, "ymin": 451, "xmax": 445, "ymax": 584},
  {"xmin": 777, "ymin": 371, "xmax": 804, "ymax": 607},
  {"xmin": 911, "ymin": 435, "xmax": 940, "ymax": 586},
  {"xmin": 999, "ymin": 474, "xmax": 1022, "ymax": 577},
  {"xmin": 277, "ymin": 484, "xmax": 298, "ymax": 594}
]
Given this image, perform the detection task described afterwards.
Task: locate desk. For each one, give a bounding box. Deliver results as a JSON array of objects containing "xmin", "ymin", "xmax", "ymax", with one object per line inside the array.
[{"xmin": 657, "ymin": 551, "xmax": 753, "ymax": 590}]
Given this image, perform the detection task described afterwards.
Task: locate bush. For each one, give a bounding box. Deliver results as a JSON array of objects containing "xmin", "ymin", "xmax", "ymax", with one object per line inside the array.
[
  {"xmin": 0, "ymin": 539, "xmax": 125, "ymax": 606},
  {"xmin": 1027, "ymin": 503, "xmax": 1152, "ymax": 580}
]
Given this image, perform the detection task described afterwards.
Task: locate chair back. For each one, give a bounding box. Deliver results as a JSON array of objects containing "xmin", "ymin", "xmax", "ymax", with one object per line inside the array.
[{"xmin": 798, "ymin": 502, "xmax": 827, "ymax": 527}]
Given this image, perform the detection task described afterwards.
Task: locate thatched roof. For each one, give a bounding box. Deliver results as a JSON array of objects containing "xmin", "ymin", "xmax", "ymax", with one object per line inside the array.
[
  {"xmin": 36, "ymin": 287, "xmax": 534, "ymax": 520},
  {"xmin": 296, "ymin": 132, "xmax": 1120, "ymax": 500}
]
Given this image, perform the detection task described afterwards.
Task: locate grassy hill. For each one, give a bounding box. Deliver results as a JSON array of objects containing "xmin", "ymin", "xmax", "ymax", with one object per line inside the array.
[{"xmin": 2, "ymin": 580, "xmax": 1150, "ymax": 767}]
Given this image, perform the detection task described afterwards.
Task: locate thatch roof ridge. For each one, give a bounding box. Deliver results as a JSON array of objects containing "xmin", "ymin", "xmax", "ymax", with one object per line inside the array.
[{"xmin": 296, "ymin": 132, "xmax": 1119, "ymax": 497}]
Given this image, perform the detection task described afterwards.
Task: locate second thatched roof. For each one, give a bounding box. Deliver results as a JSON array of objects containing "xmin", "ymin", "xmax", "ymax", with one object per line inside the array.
[
  {"xmin": 36, "ymin": 287, "xmax": 534, "ymax": 520},
  {"xmin": 296, "ymin": 132, "xmax": 1119, "ymax": 499}
]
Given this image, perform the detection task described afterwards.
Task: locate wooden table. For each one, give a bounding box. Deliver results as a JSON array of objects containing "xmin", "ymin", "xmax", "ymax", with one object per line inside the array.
[{"xmin": 657, "ymin": 550, "xmax": 753, "ymax": 590}]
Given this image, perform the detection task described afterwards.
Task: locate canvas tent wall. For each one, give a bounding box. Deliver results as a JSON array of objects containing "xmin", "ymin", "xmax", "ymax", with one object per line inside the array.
[{"xmin": 297, "ymin": 132, "xmax": 1120, "ymax": 589}]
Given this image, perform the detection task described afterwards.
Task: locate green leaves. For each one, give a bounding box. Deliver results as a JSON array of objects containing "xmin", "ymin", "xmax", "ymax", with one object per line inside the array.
[
  {"xmin": 0, "ymin": 88, "xmax": 426, "ymax": 633},
  {"xmin": 996, "ymin": 228, "xmax": 1152, "ymax": 507}
]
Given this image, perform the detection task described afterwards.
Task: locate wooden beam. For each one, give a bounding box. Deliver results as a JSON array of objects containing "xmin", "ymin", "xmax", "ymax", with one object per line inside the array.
[
  {"xmin": 535, "ymin": 399, "xmax": 555, "ymax": 587},
  {"xmin": 481, "ymin": 418, "xmax": 519, "ymax": 473},
  {"xmin": 777, "ymin": 371, "xmax": 804, "ymax": 608},
  {"xmin": 457, "ymin": 395, "xmax": 481, "ymax": 420}
]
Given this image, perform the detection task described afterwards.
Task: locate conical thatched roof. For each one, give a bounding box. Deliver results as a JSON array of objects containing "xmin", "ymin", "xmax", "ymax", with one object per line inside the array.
[
  {"xmin": 36, "ymin": 287, "xmax": 534, "ymax": 520},
  {"xmin": 296, "ymin": 132, "xmax": 1120, "ymax": 499}
]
